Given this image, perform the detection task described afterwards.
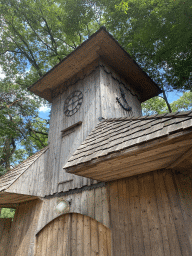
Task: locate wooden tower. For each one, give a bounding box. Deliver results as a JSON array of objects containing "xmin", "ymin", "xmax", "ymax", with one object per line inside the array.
[{"xmin": 1, "ymin": 27, "xmax": 192, "ymax": 256}]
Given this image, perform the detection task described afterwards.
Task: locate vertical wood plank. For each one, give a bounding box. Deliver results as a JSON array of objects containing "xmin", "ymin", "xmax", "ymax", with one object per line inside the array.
[
  {"xmin": 164, "ymin": 171, "xmax": 192, "ymax": 256},
  {"xmin": 98, "ymin": 222, "xmax": 107, "ymax": 256},
  {"xmin": 91, "ymin": 218, "xmax": 99, "ymax": 256},
  {"xmin": 124, "ymin": 178, "xmax": 134, "ymax": 256},
  {"xmin": 128, "ymin": 176, "xmax": 145, "ymax": 256},
  {"xmin": 62, "ymin": 214, "xmax": 71, "ymax": 255},
  {"xmin": 77, "ymin": 213, "xmax": 84, "ymax": 256},
  {"xmin": 117, "ymin": 179, "xmax": 127, "ymax": 256},
  {"xmin": 81, "ymin": 190, "xmax": 88, "ymax": 216},
  {"xmin": 35, "ymin": 232, "xmax": 43, "ymax": 256},
  {"xmin": 153, "ymin": 171, "xmax": 171, "ymax": 256},
  {"xmin": 0, "ymin": 219, "xmax": 12, "ymax": 256},
  {"xmin": 51, "ymin": 217, "xmax": 59, "ymax": 256},
  {"xmin": 87, "ymin": 189, "xmax": 95, "ymax": 219},
  {"xmin": 108, "ymin": 181, "xmax": 121, "ymax": 256},
  {"xmin": 84, "ymin": 215, "xmax": 91, "ymax": 256},
  {"xmin": 138, "ymin": 175, "xmax": 152, "ymax": 256},
  {"xmin": 157, "ymin": 170, "xmax": 181, "ymax": 256},
  {"xmin": 95, "ymin": 187, "xmax": 103, "ymax": 224},
  {"xmin": 56, "ymin": 215, "xmax": 64, "ymax": 256},
  {"xmin": 173, "ymin": 169, "xmax": 192, "ymax": 246},
  {"xmin": 101, "ymin": 186, "xmax": 110, "ymax": 228},
  {"xmin": 71, "ymin": 213, "xmax": 77, "ymax": 256},
  {"xmin": 141, "ymin": 173, "xmax": 164, "ymax": 256}
]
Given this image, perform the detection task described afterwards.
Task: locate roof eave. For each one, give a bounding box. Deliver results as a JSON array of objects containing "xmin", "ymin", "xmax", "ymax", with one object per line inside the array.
[{"xmin": 28, "ymin": 27, "xmax": 161, "ymax": 103}]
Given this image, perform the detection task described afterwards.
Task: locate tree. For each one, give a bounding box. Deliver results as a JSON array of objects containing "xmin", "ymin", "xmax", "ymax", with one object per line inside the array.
[
  {"xmin": 0, "ymin": 80, "xmax": 48, "ymax": 175},
  {"xmin": 99, "ymin": 0, "xmax": 192, "ymax": 91},
  {"xmin": 0, "ymin": 0, "xmax": 191, "ymax": 172},
  {"xmin": 0, "ymin": 0, "xmax": 99, "ymax": 172},
  {"xmin": 0, "ymin": 208, "xmax": 15, "ymax": 219},
  {"xmin": 142, "ymin": 91, "xmax": 192, "ymax": 115}
]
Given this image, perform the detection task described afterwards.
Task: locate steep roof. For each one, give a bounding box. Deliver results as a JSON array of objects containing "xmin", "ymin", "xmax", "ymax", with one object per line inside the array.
[
  {"xmin": 65, "ymin": 111, "xmax": 192, "ymax": 181},
  {"xmin": 28, "ymin": 27, "xmax": 161, "ymax": 103},
  {"xmin": 0, "ymin": 146, "xmax": 48, "ymax": 192}
]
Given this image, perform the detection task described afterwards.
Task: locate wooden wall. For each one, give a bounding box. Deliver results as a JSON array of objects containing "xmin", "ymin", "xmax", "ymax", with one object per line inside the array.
[
  {"xmin": 108, "ymin": 168, "xmax": 192, "ymax": 256},
  {"xmin": 35, "ymin": 213, "xmax": 111, "ymax": 256},
  {"xmin": 0, "ymin": 219, "xmax": 12, "ymax": 256},
  {"xmin": 5, "ymin": 199, "xmax": 42, "ymax": 256},
  {"xmin": 36, "ymin": 185, "xmax": 110, "ymax": 232},
  {"xmin": 47, "ymin": 67, "xmax": 101, "ymax": 195},
  {"xmin": 4, "ymin": 60, "xmax": 142, "ymax": 198},
  {"xmin": 3, "ymin": 168, "xmax": 192, "ymax": 255},
  {"xmin": 6, "ymin": 150, "xmax": 48, "ymax": 197},
  {"xmin": 47, "ymin": 60, "xmax": 142, "ymax": 196},
  {"xmin": 100, "ymin": 62, "xmax": 142, "ymax": 119},
  {"xmin": 2, "ymin": 186, "xmax": 109, "ymax": 256}
]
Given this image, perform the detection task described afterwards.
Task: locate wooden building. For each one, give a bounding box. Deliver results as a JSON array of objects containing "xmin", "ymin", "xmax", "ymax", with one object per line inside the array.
[{"xmin": 0, "ymin": 27, "xmax": 192, "ymax": 256}]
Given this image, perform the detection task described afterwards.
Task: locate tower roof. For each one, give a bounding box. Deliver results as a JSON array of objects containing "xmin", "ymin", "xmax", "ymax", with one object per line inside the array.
[{"xmin": 28, "ymin": 27, "xmax": 161, "ymax": 102}]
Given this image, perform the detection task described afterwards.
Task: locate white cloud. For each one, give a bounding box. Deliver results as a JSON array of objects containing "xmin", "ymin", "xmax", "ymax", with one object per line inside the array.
[
  {"xmin": 0, "ymin": 66, "xmax": 5, "ymax": 79},
  {"xmin": 39, "ymin": 105, "xmax": 51, "ymax": 112}
]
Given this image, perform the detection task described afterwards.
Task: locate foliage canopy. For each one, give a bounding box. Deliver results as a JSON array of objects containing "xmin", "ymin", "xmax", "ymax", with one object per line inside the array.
[{"xmin": 0, "ymin": 0, "xmax": 191, "ymax": 173}]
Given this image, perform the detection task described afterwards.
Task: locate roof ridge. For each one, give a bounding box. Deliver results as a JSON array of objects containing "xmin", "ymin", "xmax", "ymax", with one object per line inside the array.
[{"xmin": 105, "ymin": 110, "xmax": 192, "ymax": 122}]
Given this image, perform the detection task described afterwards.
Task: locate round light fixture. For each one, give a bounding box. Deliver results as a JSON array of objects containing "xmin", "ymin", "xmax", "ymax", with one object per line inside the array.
[{"xmin": 55, "ymin": 198, "xmax": 70, "ymax": 214}]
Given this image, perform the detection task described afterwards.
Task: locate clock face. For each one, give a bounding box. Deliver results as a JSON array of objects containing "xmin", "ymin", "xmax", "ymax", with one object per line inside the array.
[{"xmin": 64, "ymin": 90, "xmax": 83, "ymax": 116}]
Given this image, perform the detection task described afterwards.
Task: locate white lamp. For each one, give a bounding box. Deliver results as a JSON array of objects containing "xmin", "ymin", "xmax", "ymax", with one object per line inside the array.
[{"xmin": 55, "ymin": 198, "xmax": 70, "ymax": 214}]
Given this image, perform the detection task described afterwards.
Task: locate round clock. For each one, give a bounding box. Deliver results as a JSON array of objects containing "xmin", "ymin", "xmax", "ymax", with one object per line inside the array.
[{"xmin": 64, "ymin": 90, "xmax": 83, "ymax": 116}]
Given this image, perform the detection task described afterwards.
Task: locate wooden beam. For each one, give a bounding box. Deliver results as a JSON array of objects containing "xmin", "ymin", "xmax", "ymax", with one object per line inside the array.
[
  {"xmin": 166, "ymin": 146, "xmax": 192, "ymax": 169},
  {"xmin": 0, "ymin": 203, "xmax": 18, "ymax": 209},
  {"xmin": 61, "ymin": 121, "xmax": 82, "ymax": 137}
]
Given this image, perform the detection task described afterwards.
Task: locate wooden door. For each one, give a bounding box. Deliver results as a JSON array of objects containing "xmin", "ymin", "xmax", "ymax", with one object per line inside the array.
[{"xmin": 35, "ymin": 213, "xmax": 111, "ymax": 256}]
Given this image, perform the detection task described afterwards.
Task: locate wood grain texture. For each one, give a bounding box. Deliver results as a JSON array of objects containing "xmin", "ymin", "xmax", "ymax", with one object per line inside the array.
[
  {"xmin": 6, "ymin": 148, "xmax": 48, "ymax": 197},
  {"xmin": 0, "ymin": 147, "xmax": 48, "ymax": 193},
  {"xmin": 5, "ymin": 199, "xmax": 42, "ymax": 256},
  {"xmin": 99, "ymin": 63, "xmax": 142, "ymax": 119},
  {"xmin": 46, "ymin": 67, "xmax": 102, "ymax": 195},
  {"xmin": 108, "ymin": 169, "xmax": 192, "ymax": 256},
  {"xmin": 36, "ymin": 186, "xmax": 110, "ymax": 233},
  {"xmin": 35, "ymin": 213, "xmax": 111, "ymax": 256},
  {"xmin": 0, "ymin": 219, "xmax": 12, "ymax": 256},
  {"xmin": 44, "ymin": 59, "xmax": 143, "ymax": 195},
  {"xmin": 29, "ymin": 27, "xmax": 160, "ymax": 103},
  {"xmin": 66, "ymin": 128, "xmax": 192, "ymax": 182}
]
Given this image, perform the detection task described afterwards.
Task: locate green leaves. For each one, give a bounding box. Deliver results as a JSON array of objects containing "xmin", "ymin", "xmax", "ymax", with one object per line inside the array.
[
  {"xmin": 142, "ymin": 91, "xmax": 192, "ymax": 115},
  {"xmin": 0, "ymin": 79, "xmax": 48, "ymax": 173},
  {"xmin": 0, "ymin": 208, "xmax": 15, "ymax": 219},
  {"xmin": 0, "ymin": 0, "xmax": 191, "ymax": 174}
]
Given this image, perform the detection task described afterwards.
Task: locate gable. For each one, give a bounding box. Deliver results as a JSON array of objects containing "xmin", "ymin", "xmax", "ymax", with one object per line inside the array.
[{"xmin": 0, "ymin": 146, "xmax": 48, "ymax": 193}]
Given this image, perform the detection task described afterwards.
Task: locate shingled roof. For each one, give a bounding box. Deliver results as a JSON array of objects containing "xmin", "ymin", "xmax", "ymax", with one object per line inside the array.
[
  {"xmin": 29, "ymin": 27, "xmax": 161, "ymax": 102},
  {"xmin": 65, "ymin": 111, "xmax": 192, "ymax": 181},
  {"xmin": 0, "ymin": 146, "xmax": 48, "ymax": 192}
]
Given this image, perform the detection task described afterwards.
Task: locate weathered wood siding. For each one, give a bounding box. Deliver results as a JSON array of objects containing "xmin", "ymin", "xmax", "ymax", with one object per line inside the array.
[
  {"xmin": 47, "ymin": 60, "xmax": 142, "ymax": 195},
  {"xmin": 100, "ymin": 63, "xmax": 142, "ymax": 119},
  {"xmin": 3, "ymin": 186, "xmax": 109, "ymax": 255},
  {"xmin": 108, "ymin": 168, "xmax": 192, "ymax": 256},
  {"xmin": 47, "ymin": 67, "xmax": 101, "ymax": 195},
  {"xmin": 6, "ymin": 149, "xmax": 48, "ymax": 197},
  {"xmin": 5, "ymin": 199, "xmax": 42, "ymax": 256},
  {"xmin": 35, "ymin": 213, "xmax": 111, "ymax": 256},
  {"xmin": 37, "ymin": 186, "xmax": 110, "ymax": 232},
  {"xmin": 0, "ymin": 219, "xmax": 12, "ymax": 256}
]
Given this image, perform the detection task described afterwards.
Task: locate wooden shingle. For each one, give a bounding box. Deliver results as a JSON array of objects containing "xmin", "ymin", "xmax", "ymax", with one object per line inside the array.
[{"xmin": 65, "ymin": 111, "xmax": 192, "ymax": 181}]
